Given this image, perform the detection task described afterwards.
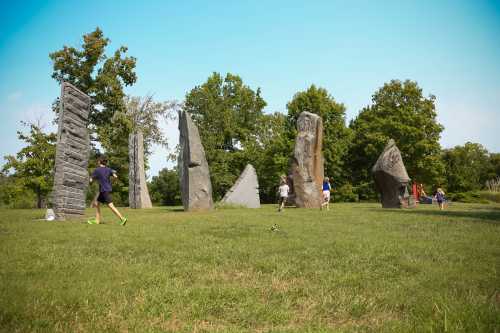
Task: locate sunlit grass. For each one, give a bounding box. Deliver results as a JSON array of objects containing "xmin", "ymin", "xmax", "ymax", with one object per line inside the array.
[{"xmin": 1, "ymin": 203, "xmax": 499, "ymax": 332}]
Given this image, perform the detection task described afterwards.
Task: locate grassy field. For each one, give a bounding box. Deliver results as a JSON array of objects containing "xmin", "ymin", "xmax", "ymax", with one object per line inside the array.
[{"xmin": 0, "ymin": 203, "xmax": 499, "ymax": 332}]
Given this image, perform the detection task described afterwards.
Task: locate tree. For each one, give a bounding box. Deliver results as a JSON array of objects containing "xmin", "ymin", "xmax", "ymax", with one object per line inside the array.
[
  {"xmin": 2, "ymin": 123, "xmax": 56, "ymax": 208},
  {"xmin": 348, "ymin": 80, "xmax": 445, "ymax": 188},
  {"xmin": 442, "ymin": 142, "xmax": 492, "ymax": 192},
  {"xmin": 120, "ymin": 95, "xmax": 179, "ymax": 158},
  {"xmin": 149, "ymin": 168, "xmax": 181, "ymax": 206},
  {"xmin": 183, "ymin": 72, "xmax": 267, "ymax": 200},
  {"xmin": 50, "ymin": 27, "xmax": 137, "ymax": 204},
  {"xmin": 286, "ymin": 85, "xmax": 352, "ymax": 184}
]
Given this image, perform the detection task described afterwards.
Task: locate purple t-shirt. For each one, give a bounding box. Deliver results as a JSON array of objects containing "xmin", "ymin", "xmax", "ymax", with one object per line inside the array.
[{"xmin": 92, "ymin": 167, "xmax": 114, "ymax": 192}]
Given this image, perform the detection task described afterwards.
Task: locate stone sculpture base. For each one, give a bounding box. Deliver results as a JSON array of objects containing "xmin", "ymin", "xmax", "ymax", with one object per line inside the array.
[
  {"xmin": 129, "ymin": 131, "xmax": 152, "ymax": 209},
  {"xmin": 52, "ymin": 82, "xmax": 91, "ymax": 220},
  {"xmin": 178, "ymin": 110, "xmax": 214, "ymax": 211}
]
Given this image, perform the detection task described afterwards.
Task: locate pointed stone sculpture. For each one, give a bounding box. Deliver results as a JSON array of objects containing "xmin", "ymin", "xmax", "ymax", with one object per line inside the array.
[
  {"xmin": 290, "ymin": 111, "xmax": 324, "ymax": 208},
  {"xmin": 128, "ymin": 131, "xmax": 153, "ymax": 209},
  {"xmin": 52, "ymin": 82, "xmax": 91, "ymax": 220},
  {"xmin": 178, "ymin": 110, "xmax": 214, "ymax": 211},
  {"xmin": 221, "ymin": 164, "xmax": 260, "ymax": 208},
  {"xmin": 372, "ymin": 139, "xmax": 413, "ymax": 208}
]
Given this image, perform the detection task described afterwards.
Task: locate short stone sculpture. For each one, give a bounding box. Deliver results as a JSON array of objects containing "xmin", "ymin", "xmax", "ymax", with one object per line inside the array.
[
  {"xmin": 128, "ymin": 131, "xmax": 152, "ymax": 209},
  {"xmin": 290, "ymin": 111, "xmax": 324, "ymax": 208},
  {"xmin": 178, "ymin": 110, "xmax": 214, "ymax": 211},
  {"xmin": 221, "ymin": 164, "xmax": 260, "ymax": 208},
  {"xmin": 372, "ymin": 139, "xmax": 413, "ymax": 208},
  {"xmin": 52, "ymin": 82, "xmax": 91, "ymax": 220}
]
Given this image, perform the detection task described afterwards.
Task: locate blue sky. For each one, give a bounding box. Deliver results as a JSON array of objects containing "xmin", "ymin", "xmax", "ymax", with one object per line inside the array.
[{"xmin": 1, "ymin": 0, "xmax": 499, "ymax": 177}]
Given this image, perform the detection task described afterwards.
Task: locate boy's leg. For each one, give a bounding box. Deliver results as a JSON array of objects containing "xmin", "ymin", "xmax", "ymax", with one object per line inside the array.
[
  {"xmin": 108, "ymin": 203, "xmax": 124, "ymax": 220},
  {"xmin": 96, "ymin": 203, "xmax": 101, "ymax": 223}
]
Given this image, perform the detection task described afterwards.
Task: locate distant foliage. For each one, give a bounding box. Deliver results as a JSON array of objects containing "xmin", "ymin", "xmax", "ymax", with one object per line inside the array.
[
  {"xmin": 149, "ymin": 168, "xmax": 181, "ymax": 206},
  {"xmin": 2, "ymin": 123, "xmax": 56, "ymax": 208},
  {"xmin": 442, "ymin": 142, "xmax": 492, "ymax": 193}
]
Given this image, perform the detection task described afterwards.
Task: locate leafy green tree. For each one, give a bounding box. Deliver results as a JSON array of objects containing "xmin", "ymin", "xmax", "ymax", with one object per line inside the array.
[
  {"xmin": 183, "ymin": 72, "xmax": 267, "ymax": 200},
  {"xmin": 348, "ymin": 80, "xmax": 445, "ymax": 188},
  {"xmin": 50, "ymin": 27, "xmax": 137, "ymax": 204},
  {"xmin": 286, "ymin": 85, "xmax": 351, "ymax": 184},
  {"xmin": 149, "ymin": 168, "xmax": 181, "ymax": 206},
  {"xmin": 2, "ymin": 123, "xmax": 56, "ymax": 208},
  {"xmin": 442, "ymin": 142, "xmax": 492, "ymax": 192}
]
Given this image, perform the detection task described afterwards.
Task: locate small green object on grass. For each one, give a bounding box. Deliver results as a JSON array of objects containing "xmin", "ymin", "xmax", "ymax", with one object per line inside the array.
[{"xmin": 87, "ymin": 218, "xmax": 98, "ymax": 225}]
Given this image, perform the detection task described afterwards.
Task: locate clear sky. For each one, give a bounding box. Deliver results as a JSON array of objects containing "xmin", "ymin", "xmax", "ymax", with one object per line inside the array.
[{"xmin": 1, "ymin": 0, "xmax": 499, "ymax": 177}]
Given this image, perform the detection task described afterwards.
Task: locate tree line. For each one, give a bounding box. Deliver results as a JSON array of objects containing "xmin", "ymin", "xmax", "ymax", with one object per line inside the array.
[{"xmin": 2, "ymin": 28, "xmax": 499, "ymax": 208}]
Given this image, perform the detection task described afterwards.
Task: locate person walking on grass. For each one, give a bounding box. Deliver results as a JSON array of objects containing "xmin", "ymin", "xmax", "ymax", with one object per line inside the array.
[
  {"xmin": 320, "ymin": 177, "xmax": 332, "ymax": 211},
  {"xmin": 87, "ymin": 157, "xmax": 127, "ymax": 225},
  {"xmin": 278, "ymin": 176, "xmax": 289, "ymax": 212},
  {"xmin": 435, "ymin": 187, "xmax": 446, "ymax": 211}
]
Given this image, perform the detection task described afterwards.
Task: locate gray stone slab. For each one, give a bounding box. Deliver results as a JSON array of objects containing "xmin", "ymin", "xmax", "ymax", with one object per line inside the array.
[
  {"xmin": 221, "ymin": 164, "xmax": 260, "ymax": 208},
  {"xmin": 178, "ymin": 110, "xmax": 213, "ymax": 211},
  {"xmin": 52, "ymin": 82, "xmax": 91, "ymax": 220},
  {"xmin": 290, "ymin": 111, "xmax": 324, "ymax": 208},
  {"xmin": 128, "ymin": 131, "xmax": 153, "ymax": 209},
  {"xmin": 372, "ymin": 139, "xmax": 413, "ymax": 208}
]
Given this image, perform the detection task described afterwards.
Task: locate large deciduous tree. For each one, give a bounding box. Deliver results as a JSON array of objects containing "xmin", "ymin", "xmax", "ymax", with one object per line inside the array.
[
  {"xmin": 2, "ymin": 123, "xmax": 56, "ymax": 208},
  {"xmin": 348, "ymin": 80, "xmax": 445, "ymax": 188},
  {"xmin": 50, "ymin": 27, "xmax": 137, "ymax": 204},
  {"xmin": 286, "ymin": 85, "xmax": 351, "ymax": 185},
  {"xmin": 183, "ymin": 72, "xmax": 267, "ymax": 200}
]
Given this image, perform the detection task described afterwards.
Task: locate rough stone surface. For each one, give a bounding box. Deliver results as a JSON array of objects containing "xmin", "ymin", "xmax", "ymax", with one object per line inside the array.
[
  {"xmin": 128, "ymin": 131, "xmax": 152, "ymax": 209},
  {"xmin": 372, "ymin": 139, "xmax": 413, "ymax": 208},
  {"xmin": 221, "ymin": 164, "xmax": 260, "ymax": 208},
  {"xmin": 290, "ymin": 111, "xmax": 324, "ymax": 208},
  {"xmin": 52, "ymin": 82, "xmax": 91, "ymax": 220},
  {"xmin": 178, "ymin": 110, "xmax": 214, "ymax": 211}
]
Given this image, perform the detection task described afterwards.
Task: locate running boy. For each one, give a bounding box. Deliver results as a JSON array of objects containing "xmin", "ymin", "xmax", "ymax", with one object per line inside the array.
[
  {"xmin": 278, "ymin": 176, "xmax": 289, "ymax": 212},
  {"xmin": 435, "ymin": 187, "xmax": 446, "ymax": 211},
  {"xmin": 88, "ymin": 157, "xmax": 127, "ymax": 225},
  {"xmin": 321, "ymin": 177, "xmax": 332, "ymax": 211}
]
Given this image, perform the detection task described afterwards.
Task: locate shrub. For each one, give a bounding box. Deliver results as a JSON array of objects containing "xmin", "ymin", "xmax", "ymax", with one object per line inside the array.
[{"xmin": 333, "ymin": 184, "xmax": 359, "ymax": 202}]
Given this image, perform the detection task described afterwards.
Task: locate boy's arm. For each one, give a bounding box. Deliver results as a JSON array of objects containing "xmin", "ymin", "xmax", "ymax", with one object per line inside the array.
[{"xmin": 111, "ymin": 169, "xmax": 118, "ymax": 178}]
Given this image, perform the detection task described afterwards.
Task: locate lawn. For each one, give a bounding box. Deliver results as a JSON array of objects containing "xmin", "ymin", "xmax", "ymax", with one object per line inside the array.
[{"xmin": 0, "ymin": 203, "xmax": 499, "ymax": 332}]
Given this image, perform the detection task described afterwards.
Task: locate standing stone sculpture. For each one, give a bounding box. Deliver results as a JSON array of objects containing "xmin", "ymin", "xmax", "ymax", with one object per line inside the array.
[
  {"xmin": 372, "ymin": 139, "xmax": 413, "ymax": 208},
  {"xmin": 128, "ymin": 131, "xmax": 152, "ymax": 209},
  {"xmin": 290, "ymin": 111, "xmax": 324, "ymax": 208},
  {"xmin": 221, "ymin": 164, "xmax": 260, "ymax": 208},
  {"xmin": 178, "ymin": 110, "xmax": 214, "ymax": 211},
  {"xmin": 52, "ymin": 82, "xmax": 91, "ymax": 220}
]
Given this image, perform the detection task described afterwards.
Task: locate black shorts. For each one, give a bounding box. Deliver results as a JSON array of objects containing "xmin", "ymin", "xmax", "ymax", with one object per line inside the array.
[
  {"xmin": 97, "ymin": 192, "xmax": 113, "ymax": 204},
  {"xmin": 279, "ymin": 196, "xmax": 287, "ymax": 205}
]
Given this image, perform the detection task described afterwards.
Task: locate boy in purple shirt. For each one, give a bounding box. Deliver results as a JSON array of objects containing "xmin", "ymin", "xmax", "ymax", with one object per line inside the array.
[{"xmin": 88, "ymin": 157, "xmax": 127, "ymax": 225}]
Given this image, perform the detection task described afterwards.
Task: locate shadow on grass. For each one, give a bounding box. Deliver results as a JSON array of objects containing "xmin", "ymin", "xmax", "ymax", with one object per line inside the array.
[{"xmin": 383, "ymin": 207, "xmax": 500, "ymax": 224}]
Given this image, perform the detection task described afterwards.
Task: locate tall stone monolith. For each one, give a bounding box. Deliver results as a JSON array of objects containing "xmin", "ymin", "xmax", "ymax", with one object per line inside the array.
[
  {"xmin": 178, "ymin": 110, "xmax": 214, "ymax": 211},
  {"xmin": 129, "ymin": 131, "xmax": 152, "ymax": 209},
  {"xmin": 290, "ymin": 111, "xmax": 324, "ymax": 208},
  {"xmin": 52, "ymin": 82, "xmax": 91, "ymax": 220},
  {"xmin": 221, "ymin": 164, "xmax": 260, "ymax": 208},
  {"xmin": 372, "ymin": 139, "xmax": 412, "ymax": 208}
]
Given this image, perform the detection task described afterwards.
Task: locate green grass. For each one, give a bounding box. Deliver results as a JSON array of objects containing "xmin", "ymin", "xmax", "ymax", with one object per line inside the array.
[{"xmin": 1, "ymin": 203, "xmax": 499, "ymax": 332}]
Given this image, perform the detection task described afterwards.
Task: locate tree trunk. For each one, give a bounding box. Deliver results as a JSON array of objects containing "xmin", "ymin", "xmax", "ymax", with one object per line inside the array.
[{"xmin": 37, "ymin": 193, "xmax": 42, "ymax": 209}]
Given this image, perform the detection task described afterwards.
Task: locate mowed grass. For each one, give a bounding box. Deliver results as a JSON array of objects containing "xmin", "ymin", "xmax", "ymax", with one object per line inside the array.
[{"xmin": 0, "ymin": 203, "xmax": 499, "ymax": 332}]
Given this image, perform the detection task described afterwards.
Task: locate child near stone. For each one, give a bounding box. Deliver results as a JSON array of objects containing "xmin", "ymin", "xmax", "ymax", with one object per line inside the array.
[
  {"xmin": 278, "ymin": 176, "xmax": 289, "ymax": 212},
  {"xmin": 321, "ymin": 177, "xmax": 332, "ymax": 211},
  {"xmin": 435, "ymin": 187, "xmax": 446, "ymax": 211},
  {"xmin": 87, "ymin": 157, "xmax": 127, "ymax": 225}
]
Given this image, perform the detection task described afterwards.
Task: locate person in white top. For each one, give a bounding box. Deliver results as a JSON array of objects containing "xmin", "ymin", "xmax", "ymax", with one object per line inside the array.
[{"xmin": 278, "ymin": 176, "xmax": 289, "ymax": 212}]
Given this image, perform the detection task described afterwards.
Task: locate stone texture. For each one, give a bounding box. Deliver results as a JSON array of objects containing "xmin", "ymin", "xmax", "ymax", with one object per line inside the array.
[
  {"xmin": 290, "ymin": 111, "xmax": 324, "ymax": 208},
  {"xmin": 128, "ymin": 131, "xmax": 152, "ymax": 209},
  {"xmin": 221, "ymin": 164, "xmax": 260, "ymax": 208},
  {"xmin": 372, "ymin": 139, "xmax": 413, "ymax": 208},
  {"xmin": 178, "ymin": 110, "xmax": 214, "ymax": 211},
  {"xmin": 52, "ymin": 82, "xmax": 91, "ymax": 220}
]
